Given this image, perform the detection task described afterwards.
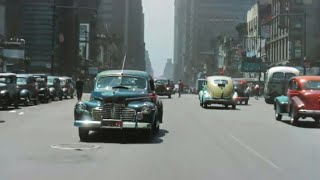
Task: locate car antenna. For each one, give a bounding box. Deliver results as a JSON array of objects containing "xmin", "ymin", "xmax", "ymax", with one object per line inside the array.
[{"xmin": 121, "ymin": 51, "xmax": 127, "ymax": 76}]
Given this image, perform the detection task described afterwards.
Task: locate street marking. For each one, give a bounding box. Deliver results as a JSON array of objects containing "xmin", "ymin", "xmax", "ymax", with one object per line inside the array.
[
  {"xmin": 229, "ymin": 134, "xmax": 281, "ymax": 170},
  {"xmin": 51, "ymin": 144, "xmax": 101, "ymax": 151},
  {"xmin": 9, "ymin": 110, "xmax": 16, "ymax": 113},
  {"xmin": 18, "ymin": 112, "xmax": 24, "ymax": 115}
]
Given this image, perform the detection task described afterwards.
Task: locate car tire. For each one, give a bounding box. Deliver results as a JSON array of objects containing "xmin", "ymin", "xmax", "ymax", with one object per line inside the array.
[
  {"xmin": 64, "ymin": 95, "xmax": 67, "ymax": 99},
  {"xmin": 79, "ymin": 128, "xmax": 89, "ymax": 142},
  {"xmin": 33, "ymin": 97, "xmax": 38, "ymax": 105},
  {"xmin": 203, "ymin": 103, "xmax": 208, "ymax": 109},
  {"xmin": 275, "ymin": 113, "xmax": 282, "ymax": 121},
  {"xmin": 225, "ymin": 105, "xmax": 228, "ymax": 109},
  {"xmin": 232, "ymin": 105, "xmax": 236, "ymax": 109},
  {"xmin": 168, "ymin": 94, "xmax": 171, "ymax": 99},
  {"xmin": 24, "ymin": 96, "xmax": 30, "ymax": 106},
  {"xmin": 59, "ymin": 95, "xmax": 63, "ymax": 101},
  {"xmin": 314, "ymin": 118, "xmax": 320, "ymax": 128},
  {"xmin": 245, "ymin": 100, "xmax": 248, "ymax": 105}
]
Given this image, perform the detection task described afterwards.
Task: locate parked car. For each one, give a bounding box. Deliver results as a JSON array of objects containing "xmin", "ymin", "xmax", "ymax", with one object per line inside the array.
[
  {"xmin": 264, "ymin": 66, "xmax": 300, "ymax": 104},
  {"xmin": 59, "ymin": 76, "xmax": 75, "ymax": 99},
  {"xmin": 74, "ymin": 70, "xmax": 163, "ymax": 142},
  {"xmin": 16, "ymin": 74, "xmax": 39, "ymax": 106},
  {"xmin": 154, "ymin": 79, "xmax": 174, "ymax": 98},
  {"xmin": 32, "ymin": 74, "xmax": 50, "ymax": 103},
  {"xmin": 47, "ymin": 76, "xmax": 63, "ymax": 101},
  {"xmin": 199, "ymin": 76, "xmax": 237, "ymax": 109},
  {"xmin": 233, "ymin": 78, "xmax": 249, "ymax": 105},
  {"xmin": 0, "ymin": 73, "xmax": 19, "ymax": 109},
  {"xmin": 274, "ymin": 76, "xmax": 320, "ymax": 126}
]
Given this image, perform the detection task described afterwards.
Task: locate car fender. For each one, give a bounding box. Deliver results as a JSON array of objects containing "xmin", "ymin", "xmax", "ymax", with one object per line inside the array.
[
  {"xmin": 291, "ymin": 96, "xmax": 305, "ymax": 110},
  {"xmin": 274, "ymin": 96, "xmax": 288, "ymax": 114},
  {"xmin": 19, "ymin": 89, "xmax": 29, "ymax": 97}
]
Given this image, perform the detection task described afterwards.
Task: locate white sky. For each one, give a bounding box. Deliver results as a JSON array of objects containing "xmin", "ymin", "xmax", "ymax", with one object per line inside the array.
[{"xmin": 142, "ymin": 0, "xmax": 174, "ymax": 77}]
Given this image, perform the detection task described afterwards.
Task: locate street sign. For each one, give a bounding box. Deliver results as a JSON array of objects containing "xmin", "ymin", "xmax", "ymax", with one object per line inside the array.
[
  {"xmin": 241, "ymin": 61, "xmax": 267, "ymax": 72},
  {"xmin": 88, "ymin": 67, "xmax": 98, "ymax": 75}
]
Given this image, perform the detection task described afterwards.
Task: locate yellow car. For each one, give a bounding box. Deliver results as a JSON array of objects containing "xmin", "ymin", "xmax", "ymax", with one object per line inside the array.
[{"xmin": 199, "ymin": 76, "xmax": 238, "ymax": 109}]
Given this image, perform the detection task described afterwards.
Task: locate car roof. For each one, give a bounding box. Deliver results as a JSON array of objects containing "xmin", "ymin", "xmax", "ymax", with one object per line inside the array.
[
  {"xmin": 293, "ymin": 76, "xmax": 320, "ymax": 81},
  {"xmin": 97, "ymin": 70, "xmax": 150, "ymax": 79},
  {"xmin": 267, "ymin": 66, "xmax": 300, "ymax": 74},
  {"xmin": 0, "ymin": 73, "xmax": 16, "ymax": 77},
  {"xmin": 207, "ymin": 76, "xmax": 232, "ymax": 81},
  {"xmin": 16, "ymin": 74, "xmax": 33, "ymax": 77}
]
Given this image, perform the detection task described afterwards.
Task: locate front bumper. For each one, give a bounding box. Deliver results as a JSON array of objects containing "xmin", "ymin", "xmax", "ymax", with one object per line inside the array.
[
  {"xmin": 74, "ymin": 120, "xmax": 151, "ymax": 129},
  {"xmin": 298, "ymin": 109, "xmax": 320, "ymax": 117},
  {"xmin": 236, "ymin": 97, "xmax": 249, "ymax": 101},
  {"xmin": 203, "ymin": 98, "xmax": 236, "ymax": 105}
]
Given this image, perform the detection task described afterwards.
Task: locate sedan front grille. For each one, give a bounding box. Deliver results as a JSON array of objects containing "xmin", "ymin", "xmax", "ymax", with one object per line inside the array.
[{"xmin": 92, "ymin": 103, "xmax": 136, "ymax": 121}]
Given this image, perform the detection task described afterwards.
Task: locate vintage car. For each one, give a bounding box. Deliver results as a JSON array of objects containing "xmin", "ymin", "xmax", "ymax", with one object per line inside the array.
[
  {"xmin": 274, "ymin": 76, "xmax": 320, "ymax": 126},
  {"xmin": 199, "ymin": 76, "xmax": 237, "ymax": 109},
  {"xmin": 154, "ymin": 79, "xmax": 174, "ymax": 98},
  {"xmin": 74, "ymin": 70, "xmax": 163, "ymax": 142},
  {"xmin": 233, "ymin": 78, "xmax": 249, "ymax": 105},
  {"xmin": 0, "ymin": 73, "xmax": 19, "ymax": 109},
  {"xmin": 16, "ymin": 74, "xmax": 39, "ymax": 105},
  {"xmin": 32, "ymin": 74, "xmax": 50, "ymax": 103},
  {"xmin": 59, "ymin": 76, "xmax": 75, "ymax": 99},
  {"xmin": 47, "ymin": 76, "xmax": 63, "ymax": 101},
  {"xmin": 264, "ymin": 66, "xmax": 300, "ymax": 104}
]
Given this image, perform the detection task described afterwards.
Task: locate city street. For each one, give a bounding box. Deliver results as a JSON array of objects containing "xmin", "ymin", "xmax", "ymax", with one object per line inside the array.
[{"xmin": 1, "ymin": 94, "xmax": 320, "ymax": 180}]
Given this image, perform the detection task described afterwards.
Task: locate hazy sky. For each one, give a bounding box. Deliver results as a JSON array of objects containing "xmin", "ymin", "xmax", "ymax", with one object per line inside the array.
[{"xmin": 142, "ymin": 0, "xmax": 174, "ymax": 77}]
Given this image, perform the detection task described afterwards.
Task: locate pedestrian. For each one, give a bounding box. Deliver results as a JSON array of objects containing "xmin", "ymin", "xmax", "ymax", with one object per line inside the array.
[
  {"xmin": 178, "ymin": 80, "xmax": 184, "ymax": 98},
  {"xmin": 254, "ymin": 84, "xmax": 260, "ymax": 100},
  {"xmin": 76, "ymin": 77, "xmax": 84, "ymax": 101}
]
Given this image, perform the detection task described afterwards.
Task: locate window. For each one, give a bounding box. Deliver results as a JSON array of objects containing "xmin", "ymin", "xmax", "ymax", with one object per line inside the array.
[
  {"xmin": 291, "ymin": 80, "xmax": 298, "ymax": 90},
  {"xmin": 95, "ymin": 76, "xmax": 147, "ymax": 91},
  {"xmin": 272, "ymin": 72, "xmax": 284, "ymax": 80},
  {"xmin": 285, "ymin": 73, "xmax": 296, "ymax": 80},
  {"xmin": 304, "ymin": 81, "xmax": 320, "ymax": 90}
]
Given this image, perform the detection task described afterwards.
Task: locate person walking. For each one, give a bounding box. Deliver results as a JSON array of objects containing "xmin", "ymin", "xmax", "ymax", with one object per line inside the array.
[
  {"xmin": 76, "ymin": 77, "xmax": 84, "ymax": 101},
  {"xmin": 254, "ymin": 83, "xmax": 260, "ymax": 100},
  {"xmin": 178, "ymin": 80, "xmax": 184, "ymax": 98}
]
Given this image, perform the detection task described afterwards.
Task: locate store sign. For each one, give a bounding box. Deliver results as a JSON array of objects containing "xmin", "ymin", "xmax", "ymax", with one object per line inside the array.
[
  {"xmin": 241, "ymin": 61, "xmax": 267, "ymax": 72},
  {"xmin": 3, "ymin": 49, "xmax": 25, "ymax": 59}
]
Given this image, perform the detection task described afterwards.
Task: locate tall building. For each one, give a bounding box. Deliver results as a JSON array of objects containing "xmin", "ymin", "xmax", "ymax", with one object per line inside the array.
[
  {"xmin": 145, "ymin": 50, "xmax": 154, "ymax": 76},
  {"xmin": 174, "ymin": 0, "xmax": 256, "ymax": 84},
  {"xmin": 163, "ymin": 58, "xmax": 174, "ymax": 80},
  {"xmin": 0, "ymin": 0, "xmax": 5, "ymax": 39},
  {"xmin": 266, "ymin": 0, "xmax": 319, "ymax": 67}
]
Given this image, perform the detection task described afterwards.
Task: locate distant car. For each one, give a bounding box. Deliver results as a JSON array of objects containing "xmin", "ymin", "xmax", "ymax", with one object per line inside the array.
[
  {"xmin": 59, "ymin": 76, "xmax": 75, "ymax": 99},
  {"xmin": 264, "ymin": 66, "xmax": 300, "ymax": 104},
  {"xmin": 0, "ymin": 73, "xmax": 19, "ymax": 109},
  {"xmin": 154, "ymin": 79, "xmax": 174, "ymax": 98},
  {"xmin": 16, "ymin": 74, "xmax": 39, "ymax": 106},
  {"xmin": 199, "ymin": 76, "xmax": 237, "ymax": 109},
  {"xmin": 32, "ymin": 74, "xmax": 50, "ymax": 103},
  {"xmin": 274, "ymin": 76, "xmax": 320, "ymax": 126},
  {"xmin": 47, "ymin": 76, "xmax": 63, "ymax": 101},
  {"xmin": 74, "ymin": 70, "xmax": 163, "ymax": 142},
  {"xmin": 233, "ymin": 79, "xmax": 249, "ymax": 105}
]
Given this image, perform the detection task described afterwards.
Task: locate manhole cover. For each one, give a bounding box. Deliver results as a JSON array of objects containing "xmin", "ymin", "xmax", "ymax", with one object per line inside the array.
[{"xmin": 51, "ymin": 144, "xmax": 101, "ymax": 151}]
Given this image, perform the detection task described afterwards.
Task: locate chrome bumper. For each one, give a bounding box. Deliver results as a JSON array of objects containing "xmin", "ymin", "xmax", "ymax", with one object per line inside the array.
[
  {"xmin": 299, "ymin": 109, "xmax": 320, "ymax": 116},
  {"xmin": 74, "ymin": 120, "xmax": 151, "ymax": 129},
  {"xmin": 204, "ymin": 99, "xmax": 236, "ymax": 105}
]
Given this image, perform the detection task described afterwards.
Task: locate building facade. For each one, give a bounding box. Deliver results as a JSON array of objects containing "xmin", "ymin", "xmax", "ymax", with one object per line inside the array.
[
  {"xmin": 266, "ymin": 0, "xmax": 317, "ymax": 67},
  {"xmin": 174, "ymin": 0, "xmax": 256, "ymax": 84}
]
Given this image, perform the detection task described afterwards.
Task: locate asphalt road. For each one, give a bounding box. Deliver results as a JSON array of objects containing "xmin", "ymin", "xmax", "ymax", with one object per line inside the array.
[{"xmin": 1, "ymin": 94, "xmax": 320, "ymax": 180}]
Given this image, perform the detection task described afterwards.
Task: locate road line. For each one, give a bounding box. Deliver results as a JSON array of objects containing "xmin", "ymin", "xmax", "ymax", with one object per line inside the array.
[{"xmin": 229, "ymin": 134, "xmax": 281, "ymax": 170}]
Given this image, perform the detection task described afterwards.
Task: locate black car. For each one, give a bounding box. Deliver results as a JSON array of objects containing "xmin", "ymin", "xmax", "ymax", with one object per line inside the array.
[
  {"xmin": 0, "ymin": 73, "xmax": 19, "ymax": 109},
  {"xmin": 154, "ymin": 79, "xmax": 174, "ymax": 98},
  {"xmin": 233, "ymin": 79, "xmax": 250, "ymax": 105},
  {"xmin": 16, "ymin": 74, "xmax": 39, "ymax": 106},
  {"xmin": 32, "ymin": 74, "xmax": 50, "ymax": 103},
  {"xmin": 59, "ymin": 77, "xmax": 75, "ymax": 99},
  {"xmin": 47, "ymin": 76, "xmax": 63, "ymax": 101}
]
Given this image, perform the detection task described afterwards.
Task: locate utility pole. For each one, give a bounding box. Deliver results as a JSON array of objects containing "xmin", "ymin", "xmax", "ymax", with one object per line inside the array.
[{"xmin": 51, "ymin": 0, "xmax": 56, "ymax": 75}]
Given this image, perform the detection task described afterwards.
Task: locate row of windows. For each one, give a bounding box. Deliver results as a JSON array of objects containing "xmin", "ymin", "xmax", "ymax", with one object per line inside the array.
[{"xmin": 268, "ymin": 38, "xmax": 288, "ymax": 63}]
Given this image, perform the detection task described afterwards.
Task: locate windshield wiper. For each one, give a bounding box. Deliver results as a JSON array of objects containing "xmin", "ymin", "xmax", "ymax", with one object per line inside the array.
[{"xmin": 112, "ymin": 85, "xmax": 129, "ymax": 89}]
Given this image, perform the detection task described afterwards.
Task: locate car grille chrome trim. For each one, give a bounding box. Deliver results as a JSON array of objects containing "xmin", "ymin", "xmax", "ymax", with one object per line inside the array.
[{"xmin": 91, "ymin": 104, "xmax": 136, "ymax": 121}]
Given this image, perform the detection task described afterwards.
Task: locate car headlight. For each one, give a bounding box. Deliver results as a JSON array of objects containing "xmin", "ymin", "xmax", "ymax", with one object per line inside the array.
[
  {"xmin": 75, "ymin": 102, "xmax": 86, "ymax": 113},
  {"xmin": 204, "ymin": 92, "xmax": 211, "ymax": 98},
  {"xmin": 141, "ymin": 106, "xmax": 152, "ymax": 114},
  {"xmin": 136, "ymin": 112, "xmax": 144, "ymax": 120},
  {"xmin": 166, "ymin": 87, "xmax": 170, "ymax": 90}
]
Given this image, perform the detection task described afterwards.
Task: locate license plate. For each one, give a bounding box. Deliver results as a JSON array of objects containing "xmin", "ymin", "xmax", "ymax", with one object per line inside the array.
[{"xmin": 101, "ymin": 120, "xmax": 122, "ymax": 127}]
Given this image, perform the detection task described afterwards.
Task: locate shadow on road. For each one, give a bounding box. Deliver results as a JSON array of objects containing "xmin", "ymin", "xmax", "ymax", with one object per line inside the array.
[
  {"xmin": 85, "ymin": 129, "xmax": 169, "ymax": 144},
  {"xmin": 0, "ymin": 120, "xmax": 5, "ymax": 123},
  {"xmin": 0, "ymin": 107, "xmax": 21, "ymax": 111},
  {"xmin": 281, "ymin": 120, "xmax": 320, "ymax": 129},
  {"xmin": 204, "ymin": 106, "xmax": 240, "ymax": 111}
]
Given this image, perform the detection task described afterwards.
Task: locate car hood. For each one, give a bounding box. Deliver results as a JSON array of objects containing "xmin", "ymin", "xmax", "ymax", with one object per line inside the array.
[{"xmin": 91, "ymin": 89, "xmax": 149, "ymax": 102}]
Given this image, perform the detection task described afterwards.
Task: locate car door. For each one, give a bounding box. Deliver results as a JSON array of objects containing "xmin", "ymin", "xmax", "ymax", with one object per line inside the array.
[{"xmin": 287, "ymin": 79, "xmax": 299, "ymax": 110}]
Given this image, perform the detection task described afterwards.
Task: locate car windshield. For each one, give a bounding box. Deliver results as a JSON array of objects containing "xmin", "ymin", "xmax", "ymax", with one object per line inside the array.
[
  {"xmin": 47, "ymin": 79, "xmax": 54, "ymax": 85},
  {"xmin": 304, "ymin": 81, "xmax": 320, "ymax": 90},
  {"xmin": 155, "ymin": 80, "xmax": 168, "ymax": 85},
  {"xmin": 0, "ymin": 77, "xmax": 13, "ymax": 84},
  {"xmin": 17, "ymin": 77, "xmax": 27, "ymax": 85},
  {"xmin": 214, "ymin": 80, "xmax": 228, "ymax": 84},
  {"xmin": 60, "ymin": 79, "xmax": 66, "ymax": 85},
  {"xmin": 95, "ymin": 76, "xmax": 147, "ymax": 91}
]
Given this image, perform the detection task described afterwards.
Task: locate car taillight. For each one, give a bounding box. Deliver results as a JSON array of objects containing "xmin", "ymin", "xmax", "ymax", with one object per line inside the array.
[{"xmin": 149, "ymin": 93, "xmax": 157, "ymax": 102}]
